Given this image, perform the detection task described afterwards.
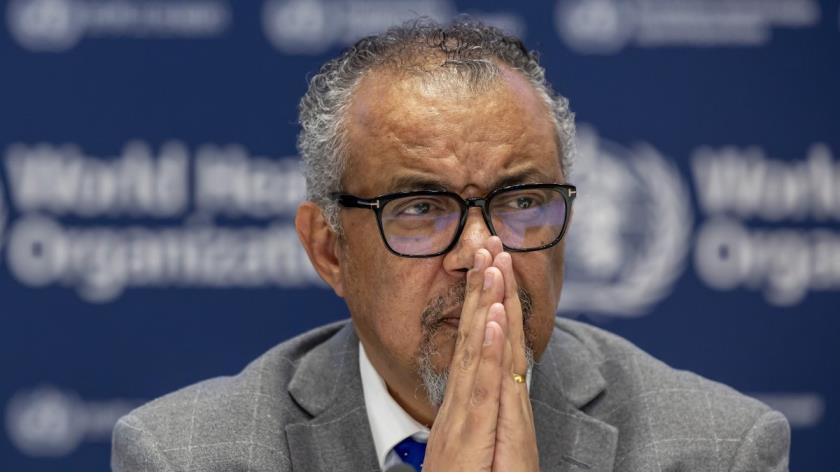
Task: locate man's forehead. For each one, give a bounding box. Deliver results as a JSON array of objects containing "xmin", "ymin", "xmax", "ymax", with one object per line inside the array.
[
  {"xmin": 346, "ymin": 62, "xmax": 553, "ymax": 140},
  {"xmin": 341, "ymin": 62, "xmax": 561, "ymax": 194},
  {"xmin": 346, "ymin": 71, "xmax": 485, "ymax": 146}
]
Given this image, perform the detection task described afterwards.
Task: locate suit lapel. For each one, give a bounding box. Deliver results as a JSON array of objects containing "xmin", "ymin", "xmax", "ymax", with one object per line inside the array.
[
  {"xmin": 531, "ymin": 323, "xmax": 619, "ymax": 471},
  {"xmin": 285, "ymin": 323, "xmax": 380, "ymax": 472},
  {"xmin": 284, "ymin": 320, "xmax": 618, "ymax": 471}
]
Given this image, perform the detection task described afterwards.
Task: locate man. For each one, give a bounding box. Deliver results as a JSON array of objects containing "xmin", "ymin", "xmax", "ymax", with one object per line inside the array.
[{"xmin": 112, "ymin": 20, "xmax": 790, "ymax": 471}]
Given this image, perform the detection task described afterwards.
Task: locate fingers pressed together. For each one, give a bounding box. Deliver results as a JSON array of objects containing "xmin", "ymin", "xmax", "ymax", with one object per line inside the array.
[{"xmin": 423, "ymin": 237, "xmax": 538, "ymax": 472}]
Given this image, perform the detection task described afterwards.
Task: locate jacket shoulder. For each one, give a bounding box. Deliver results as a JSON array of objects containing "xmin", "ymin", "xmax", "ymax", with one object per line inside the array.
[
  {"xmin": 112, "ymin": 320, "xmax": 349, "ymax": 472},
  {"xmin": 555, "ymin": 318, "xmax": 790, "ymax": 470}
]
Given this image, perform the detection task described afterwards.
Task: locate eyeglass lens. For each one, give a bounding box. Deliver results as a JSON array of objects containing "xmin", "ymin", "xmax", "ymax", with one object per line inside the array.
[{"xmin": 380, "ymin": 188, "xmax": 568, "ymax": 256}]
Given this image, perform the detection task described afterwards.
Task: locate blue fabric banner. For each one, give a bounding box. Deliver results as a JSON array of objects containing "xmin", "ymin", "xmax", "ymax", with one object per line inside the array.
[{"xmin": 1, "ymin": 0, "xmax": 837, "ymax": 469}]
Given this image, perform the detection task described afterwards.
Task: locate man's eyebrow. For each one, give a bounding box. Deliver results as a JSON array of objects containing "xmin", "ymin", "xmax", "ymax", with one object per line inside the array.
[
  {"xmin": 386, "ymin": 169, "xmax": 557, "ymax": 194},
  {"xmin": 387, "ymin": 175, "xmax": 449, "ymax": 192},
  {"xmin": 493, "ymin": 169, "xmax": 557, "ymax": 188}
]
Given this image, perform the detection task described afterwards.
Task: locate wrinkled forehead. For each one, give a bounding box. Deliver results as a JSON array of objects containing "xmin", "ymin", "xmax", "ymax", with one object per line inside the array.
[
  {"xmin": 339, "ymin": 64, "xmax": 561, "ymax": 195},
  {"xmin": 349, "ymin": 56, "xmax": 548, "ymax": 115},
  {"xmin": 352, "ymin": 64, "xmax": 556, "ymax": 148}
]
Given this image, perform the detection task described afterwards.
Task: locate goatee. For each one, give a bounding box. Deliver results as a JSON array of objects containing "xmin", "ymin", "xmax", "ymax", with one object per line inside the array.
[{"xmin": 415, "ymin": 280, "xmax": 535, "ymax": 407}]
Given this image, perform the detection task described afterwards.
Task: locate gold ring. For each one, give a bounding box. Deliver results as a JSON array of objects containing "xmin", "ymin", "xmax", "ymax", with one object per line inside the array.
[{"xmin": 512, "ymin": 373, "xmax": 525, "ymax": 384}]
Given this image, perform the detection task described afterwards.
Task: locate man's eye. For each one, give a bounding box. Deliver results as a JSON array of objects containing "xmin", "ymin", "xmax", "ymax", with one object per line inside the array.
[
  {"xmin": 513, "ymin": 197, "xmax": 535, "ymax": 209},
  {"xmin": 501, "ymin": 195, "xmax": 543, "ymax": 210},
  {"xmin": 403, "ymin": 202, "xmax": 431, "ymax": 215},
  {"xmin": 392, "ymin": 199, "xmax": 443, "ymax": 216}
]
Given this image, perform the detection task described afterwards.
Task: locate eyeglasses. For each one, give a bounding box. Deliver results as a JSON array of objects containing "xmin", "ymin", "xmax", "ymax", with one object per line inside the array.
[{"xmin": 332, "ymin": 183, "xmax": 576, "ymax": 258}]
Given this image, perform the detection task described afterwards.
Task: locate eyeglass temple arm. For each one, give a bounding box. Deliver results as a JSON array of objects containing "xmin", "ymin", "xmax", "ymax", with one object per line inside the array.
[{"xmin": 334, "ymin": 194, "xmax": 380, "ymax": 209}]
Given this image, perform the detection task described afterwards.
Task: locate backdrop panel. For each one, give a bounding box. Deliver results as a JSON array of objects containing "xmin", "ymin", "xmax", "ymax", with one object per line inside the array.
[{"xmin": 1, "ymin": 0, "xmax": 837, "ymax": 470}]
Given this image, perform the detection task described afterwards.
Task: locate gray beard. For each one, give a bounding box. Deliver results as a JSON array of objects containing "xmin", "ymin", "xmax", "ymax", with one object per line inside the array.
[{"xmin": 416, "ymin": 280, "xmax": 536, "ymax": 407}]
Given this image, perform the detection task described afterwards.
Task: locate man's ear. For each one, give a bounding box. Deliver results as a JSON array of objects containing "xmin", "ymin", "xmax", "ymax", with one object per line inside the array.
[{"xmin": 295, "ymin": 201, "xmax": 345, "ymax": 298}]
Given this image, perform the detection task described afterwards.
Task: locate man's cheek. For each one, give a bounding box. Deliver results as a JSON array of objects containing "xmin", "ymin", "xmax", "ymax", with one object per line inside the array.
[{"xmin": 390, "ymin": 263, "xmax": 441, "ymax": 308}]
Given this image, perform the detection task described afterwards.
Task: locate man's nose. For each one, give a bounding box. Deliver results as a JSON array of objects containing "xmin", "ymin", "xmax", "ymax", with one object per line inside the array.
[{"xmin": 442, "ymin": 207, "xmax": 493, "ymax": 272}]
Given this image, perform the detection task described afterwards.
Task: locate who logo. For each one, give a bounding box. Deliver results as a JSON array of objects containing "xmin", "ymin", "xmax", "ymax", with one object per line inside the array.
[
  {"xmin": 555, "ymin": 0, "xmax": 634, "ymax": 55},
  {"xmin": 5, "ymin": 387, "xmax": 83, "ymax": 457},
  {"xmin": 559, "ymin": 126, "xmax": 693, "ymax": 317},
  {"xmin": 6, "ymin": 0, "xmax": 83, "ymax": 52},
  {"xmin": 262, "ymin": 0, "xmax": 335, "ymax": 54}
]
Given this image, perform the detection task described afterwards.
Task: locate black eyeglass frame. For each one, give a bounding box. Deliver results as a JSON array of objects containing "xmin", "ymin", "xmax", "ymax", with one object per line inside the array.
[{"xmin": 332, "ymin": 183, "xmax": 577, "ymax": 258}]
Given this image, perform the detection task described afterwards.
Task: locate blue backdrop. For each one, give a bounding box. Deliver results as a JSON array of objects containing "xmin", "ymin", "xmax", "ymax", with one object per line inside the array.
[{"xmin": 1, "ymin": 0, "xmax": 837, "ymax": 470}]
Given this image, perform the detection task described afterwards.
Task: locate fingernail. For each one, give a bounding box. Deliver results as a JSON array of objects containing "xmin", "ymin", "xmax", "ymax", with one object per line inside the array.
[
  {"xmin": 483, "ymin": 269, "xmax": 493, "ymax": 290},
  {"xmin": 484, "ymin": 324, "xmax": 494, "ymax": 345}
]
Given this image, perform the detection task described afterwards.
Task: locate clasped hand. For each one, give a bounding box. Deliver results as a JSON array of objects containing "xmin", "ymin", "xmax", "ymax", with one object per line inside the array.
[{"xmin": 423, "ymin": 237, "xmax": 539, "ymax": 471}]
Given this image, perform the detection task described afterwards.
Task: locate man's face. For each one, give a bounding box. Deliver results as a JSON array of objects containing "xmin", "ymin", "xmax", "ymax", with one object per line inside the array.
[{"xmin": 335, "ymin": 65, "xmax": 567, "ymax": 413}]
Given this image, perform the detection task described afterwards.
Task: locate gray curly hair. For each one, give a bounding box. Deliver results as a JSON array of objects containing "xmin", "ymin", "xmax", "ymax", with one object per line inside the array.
[{"xmin": 298, "ymin": 18, "xmax": 576, "ymax": 230}]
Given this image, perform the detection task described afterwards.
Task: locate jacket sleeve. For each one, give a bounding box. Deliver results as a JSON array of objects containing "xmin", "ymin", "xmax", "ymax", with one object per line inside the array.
[
  {"xmin": 728, "ymin": 410, "xmax": 790, "ymax": 472},
  {"xmin": 111, "ymin": 415, "xmax": 178, "ymax": 472}
]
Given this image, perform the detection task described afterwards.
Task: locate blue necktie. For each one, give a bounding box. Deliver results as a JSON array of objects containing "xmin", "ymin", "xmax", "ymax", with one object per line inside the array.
[{"xmin": 393, "ymin": 436, "xmax": 427, "ymax": 471}]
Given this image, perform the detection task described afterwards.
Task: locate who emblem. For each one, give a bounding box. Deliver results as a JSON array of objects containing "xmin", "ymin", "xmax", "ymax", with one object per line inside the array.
[
  {"xmin": 7, "ymin": 0, "xmax": 84, "ymax": 52},
  {"xmin": 262, "ymin": 0, "xmax": 334, "ymax": 54},
  {"xmin": 559, "ymin": 126, "xmax": 693, "ymax": 317},
  {"xmin": 5, "ymin": 387, "xmax": 84, "ymax": 457},
  {"xmin": 555, "ymin": 0, "xmax": 635, "ymax": 55}
]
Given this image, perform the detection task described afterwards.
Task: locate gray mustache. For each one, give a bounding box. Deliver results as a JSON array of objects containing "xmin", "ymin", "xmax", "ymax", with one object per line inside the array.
[{"xmin": 420, "ymin": 280, "xmax": 533, "ymax": 330}]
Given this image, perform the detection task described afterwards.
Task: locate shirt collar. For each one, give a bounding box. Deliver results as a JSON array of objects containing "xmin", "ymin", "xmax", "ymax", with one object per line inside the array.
[
  {"xmin": 359, "ymin": 342, "xmax": 430, "ymax": 470},
  {"xmin": 359, "ymin": 341, "xmax": 533, "ymax": 469}
]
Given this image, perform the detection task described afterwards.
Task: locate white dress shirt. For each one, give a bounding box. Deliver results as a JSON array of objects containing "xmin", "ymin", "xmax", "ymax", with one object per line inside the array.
[
  {"xmin": 359, "ymin": 342, "xmax": 430, "ymax": 470},
  {"xmin": 359, "ymin": 342, "xmax": 531, "ymax": 470}
]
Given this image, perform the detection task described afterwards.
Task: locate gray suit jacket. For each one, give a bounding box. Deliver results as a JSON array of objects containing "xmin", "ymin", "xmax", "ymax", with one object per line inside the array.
[{"xmin": 112, "ymin": 318, "xmax": 790, "ymax": 471}]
